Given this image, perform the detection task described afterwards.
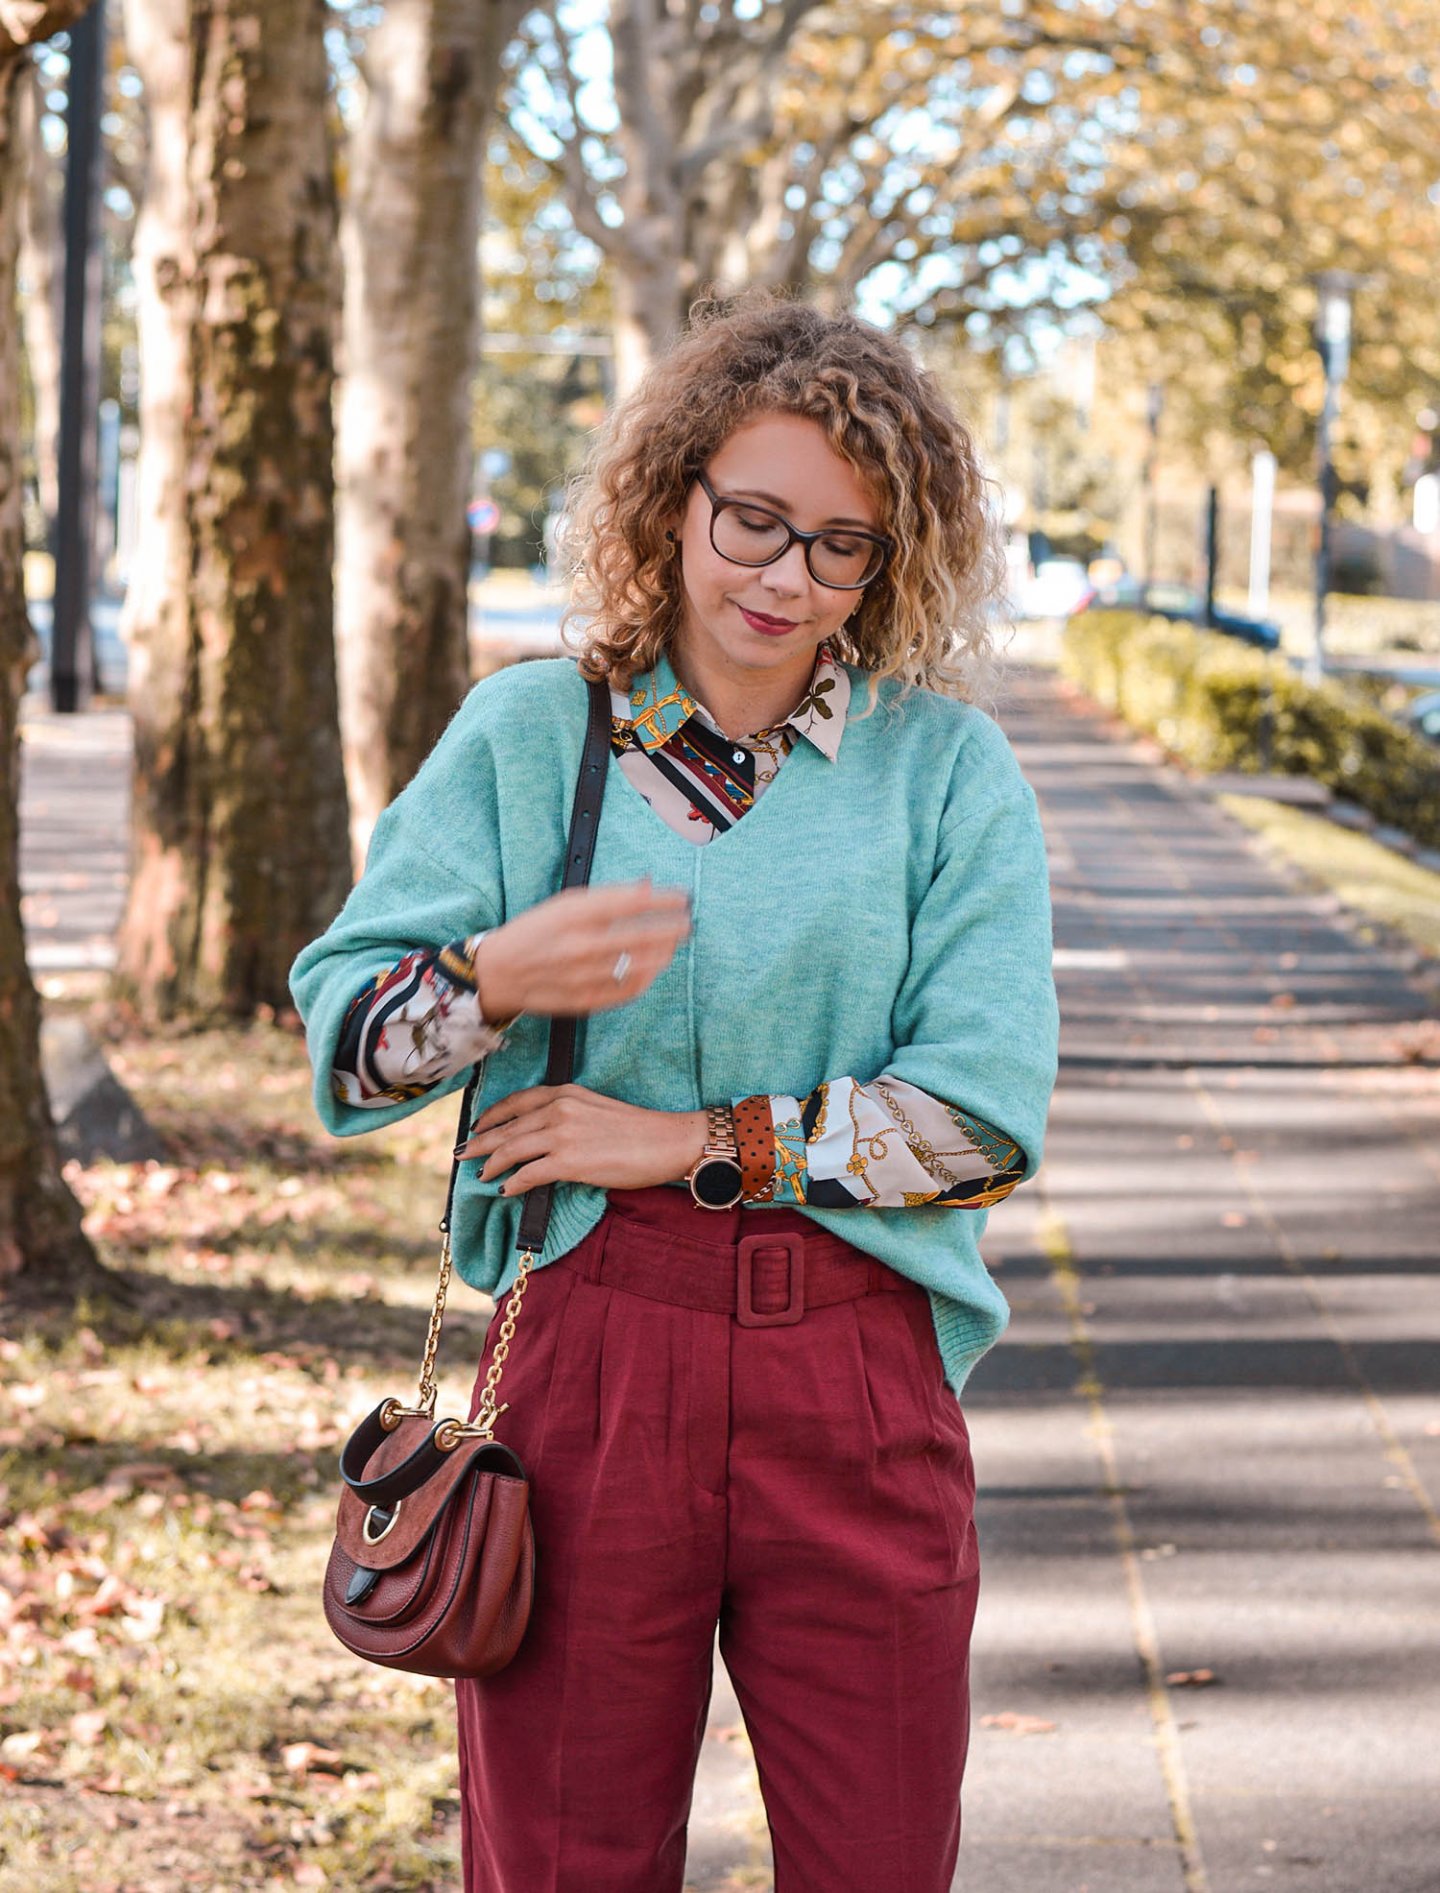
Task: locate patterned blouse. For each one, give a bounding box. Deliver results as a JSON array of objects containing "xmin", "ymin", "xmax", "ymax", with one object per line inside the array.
[{"xmin": 331, "ymin": 644, "xmax": 1027, "ymax": 1210}]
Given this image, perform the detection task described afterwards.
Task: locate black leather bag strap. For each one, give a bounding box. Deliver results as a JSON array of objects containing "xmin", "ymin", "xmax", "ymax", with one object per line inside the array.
[{"xmin": 439, "ymin": 671, "xmax": 613, "ymax": 1259}]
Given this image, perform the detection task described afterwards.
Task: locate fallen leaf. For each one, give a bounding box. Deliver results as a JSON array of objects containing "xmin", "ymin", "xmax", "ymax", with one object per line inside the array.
[
  {"xmin": 0, "ymin": 1730, "xmax": 49, "ymax": 1760},
  {"xmin": 105, "ymin": 1461, "xmax": 180, "ymax": 1493},
  {"xmin": 119, "ymin": 1596, "xmax": 166, "ymax": 1642},
  {"xmin": 980, "ymin": 1711, "xmax": 1057, "ymax": 1734},
  {"xmin": 282, "ymin": 1741, "xmax": 344, "ymax": 1776},
  {"xmin": 1165, "ymin": 1668, "xmax": 1220, "ymax": 1687},
  {"xmin": 69, "ymin": 1709, "xmax": 108, "ymax": 1744},
  {"xmin": 78, "ymin": 1574, "xmax": 129, "ymax": 1618}
]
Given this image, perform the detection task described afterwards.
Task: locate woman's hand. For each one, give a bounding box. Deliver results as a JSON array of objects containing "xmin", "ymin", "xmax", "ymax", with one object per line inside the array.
[
  {"xmin": 474, "ymin": 880, "xmax": 691, "ymax": 1021},
  {"xmin": 454, "ymin": 1084, "xmax": 710, "ymax": 1196}
]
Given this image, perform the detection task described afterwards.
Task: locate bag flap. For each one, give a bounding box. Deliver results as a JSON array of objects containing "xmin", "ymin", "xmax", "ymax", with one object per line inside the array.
[{"xmin": 333, "ymin": 1417, "xmax": 523, "ymax": 1570}]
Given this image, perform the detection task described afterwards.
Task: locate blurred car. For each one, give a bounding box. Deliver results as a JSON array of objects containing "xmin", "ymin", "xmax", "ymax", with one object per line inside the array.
[
  {"xmin": 1017, "ymin": 558, "xmax": 1095, "ymax": 620},
  {"xmin": 1402, "ymin": 689, "xmax": 1440, "ymax": 746},
  {"xmin": 1080, "ymin": 579, "xmax": 1281, "ymax": 652}
]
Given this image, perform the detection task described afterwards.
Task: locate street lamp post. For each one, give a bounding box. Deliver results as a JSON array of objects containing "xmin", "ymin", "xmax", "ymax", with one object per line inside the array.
[
  {"xmin": 1310, "ymin": 271, "xmax": 1356, "ymax": 684},
  {"xmin": 51, "ymin": 0, "xmax": 109, "ymax": 711},
  {"xmin": 1143, "ymin": 382, "xmax": 1163, "ymax": 585}
]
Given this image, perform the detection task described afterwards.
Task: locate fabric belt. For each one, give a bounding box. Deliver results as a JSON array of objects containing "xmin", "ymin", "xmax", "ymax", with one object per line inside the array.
[{"xmin": 557, "ymin": 1185, "xmax": 919, "ymax": 1328}]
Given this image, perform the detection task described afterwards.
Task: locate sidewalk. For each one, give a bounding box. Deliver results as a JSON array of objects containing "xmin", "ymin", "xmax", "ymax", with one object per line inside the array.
[
  {"xmin": 17, "ymin": 664, "xmax": 1440, "ymax": 1893},
  {"xmin": 959, "ymin": 670, "xmax": 1439, "ymax": 1893}
]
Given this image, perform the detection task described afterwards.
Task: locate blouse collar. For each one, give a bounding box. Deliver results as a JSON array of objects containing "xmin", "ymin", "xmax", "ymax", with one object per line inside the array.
[{"xmin": 616, "ymin": 642, "xmax": 850, "ymax": 762}]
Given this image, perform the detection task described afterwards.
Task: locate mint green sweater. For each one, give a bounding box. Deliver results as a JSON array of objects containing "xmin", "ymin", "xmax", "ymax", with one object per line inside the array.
[{"xmin": 289, "ymin": 656, "xmax": 1059, "ymax": 1394}]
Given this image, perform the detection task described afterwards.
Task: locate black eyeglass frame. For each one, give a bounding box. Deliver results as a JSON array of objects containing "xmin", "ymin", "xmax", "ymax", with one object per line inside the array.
[{"xmin": 694, "ymin": 469, "xmax": 893, "ymax": 591}]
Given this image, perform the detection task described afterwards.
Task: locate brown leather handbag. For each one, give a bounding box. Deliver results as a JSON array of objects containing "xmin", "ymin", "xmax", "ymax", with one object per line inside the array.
[{"xmin": 322, "ymin": 674, "xmax": 612, "ymax": 1679}]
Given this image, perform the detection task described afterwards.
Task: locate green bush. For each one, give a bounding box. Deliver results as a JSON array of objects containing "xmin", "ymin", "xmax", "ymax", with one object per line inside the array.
[
  {"xmin": 1216, "ymin": 590, "xmax": 1440, "ymax": 658},
  {"xmin": 1061, "ymin": 610, "xmax": 1440, "ymax": 850}
]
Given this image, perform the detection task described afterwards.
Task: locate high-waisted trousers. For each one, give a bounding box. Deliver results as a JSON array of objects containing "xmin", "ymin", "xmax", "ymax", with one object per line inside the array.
[{"xmin": 454, "ymin": 1184, "xmax": 980, "ymax": 1893}]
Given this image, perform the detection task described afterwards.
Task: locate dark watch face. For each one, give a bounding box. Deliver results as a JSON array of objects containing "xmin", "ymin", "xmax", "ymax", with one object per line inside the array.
[{"xmin": 692, "ymin": 1157, "xmax": 743, "ymax": 1208}]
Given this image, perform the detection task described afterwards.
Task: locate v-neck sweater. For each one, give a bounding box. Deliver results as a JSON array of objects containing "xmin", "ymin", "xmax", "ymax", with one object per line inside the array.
[{"xmin": 289, "ymin": 654, "xmax": 1060, "ymax": 1394}]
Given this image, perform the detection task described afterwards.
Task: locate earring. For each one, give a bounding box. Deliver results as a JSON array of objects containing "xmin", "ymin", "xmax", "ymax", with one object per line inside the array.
[{"xmin": 664, "ymin": 531, "xmax": 677, "ymax": 555}]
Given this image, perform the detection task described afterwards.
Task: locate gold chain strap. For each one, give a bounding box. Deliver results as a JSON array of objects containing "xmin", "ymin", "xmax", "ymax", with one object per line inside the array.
[
  {"xmin": 379, "ymin": 1231, "xmax": 536, "ymax": 1448},
  {"xmin": 468, "ymin": 1243, "xmax": 535, "ymax": 1438}
]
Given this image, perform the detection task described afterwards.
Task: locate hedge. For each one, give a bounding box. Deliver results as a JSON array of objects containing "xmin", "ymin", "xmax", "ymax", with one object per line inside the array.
[{"xmin": 1060, "ymin": 610, "xmax": 1440, "ymax": 852}]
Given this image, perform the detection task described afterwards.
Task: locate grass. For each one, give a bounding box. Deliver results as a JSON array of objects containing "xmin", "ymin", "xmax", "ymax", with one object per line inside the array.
[
  {"xmin": 0, "ymin": 1015, "xmax": 500, "ymax": 1892},
  {"xmin": 1217, "ymin": 793, "xmax": 1440, "ymax": 963}
]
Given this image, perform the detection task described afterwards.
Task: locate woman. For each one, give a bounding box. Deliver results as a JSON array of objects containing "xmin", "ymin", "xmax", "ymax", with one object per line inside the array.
[{"xmin": 290, "ymin": 288, "xmax": 1059, "ymax": 1893}]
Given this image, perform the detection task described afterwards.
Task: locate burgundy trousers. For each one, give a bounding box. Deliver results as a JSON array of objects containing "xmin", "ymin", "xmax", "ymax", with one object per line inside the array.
[{"xmin": 454, "ymin": 1185, "xmax": 980, "ymax": 1893}]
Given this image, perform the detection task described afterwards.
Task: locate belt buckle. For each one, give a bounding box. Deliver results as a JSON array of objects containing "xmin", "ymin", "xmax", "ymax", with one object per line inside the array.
[{"xmin": 736, "ymin": 1234, "xmax": 806, "ymax": 1327}]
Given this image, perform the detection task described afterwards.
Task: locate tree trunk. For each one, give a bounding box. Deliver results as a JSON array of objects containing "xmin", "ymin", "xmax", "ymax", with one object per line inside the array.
[
  {"xmin": 334, "ymin": 0, "xmax": 524, "ymax": 874},
  {"xmin": 610, "ymin": 239, "xmax": 688, "ymax": 403},
  {"xmin": 114, "ymin": 0, "xmax": 350, "ymax": 1021},
  {"xmin": 606, "ymin": 0, "xmax": 688, "ymax": 397},
  {"xmin": 0, "ymin": 44, "xmax": 107, "ymax": 1289}
]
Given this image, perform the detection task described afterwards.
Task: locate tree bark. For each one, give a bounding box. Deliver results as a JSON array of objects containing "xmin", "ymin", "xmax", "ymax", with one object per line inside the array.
[
  {"xmin": 0, "ymin": 28, "xmax": 107, "ymax": 1289},
  {"xmin": 115, "ymin": 0, "xmax": 350, "ymax": 1021},
  {"xmin": 334, "ymin": 0, "xmax": 525, "ymax": 874}
]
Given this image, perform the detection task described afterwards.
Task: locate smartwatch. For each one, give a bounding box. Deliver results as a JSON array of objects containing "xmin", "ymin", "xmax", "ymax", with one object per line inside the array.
[{"xmin": 687, "ymin": 1104, "xmax": 745, "ymax": 1210}]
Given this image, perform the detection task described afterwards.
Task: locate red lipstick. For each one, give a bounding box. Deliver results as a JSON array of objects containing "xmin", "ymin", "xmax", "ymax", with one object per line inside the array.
[{"xmin": 738, "ymin": 605, "xmax": 798, "ymax": 635}]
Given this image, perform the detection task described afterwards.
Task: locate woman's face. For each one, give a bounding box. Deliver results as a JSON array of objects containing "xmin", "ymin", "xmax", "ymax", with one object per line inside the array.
[{"xmin": 668, "ymin": 411, "xmax": 884, "ymax": 686}]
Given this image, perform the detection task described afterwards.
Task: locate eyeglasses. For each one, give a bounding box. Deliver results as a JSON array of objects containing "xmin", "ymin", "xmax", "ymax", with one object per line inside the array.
[{"xmin": 695, "ymin": 470, "xmax": 892, "ymax": 590}]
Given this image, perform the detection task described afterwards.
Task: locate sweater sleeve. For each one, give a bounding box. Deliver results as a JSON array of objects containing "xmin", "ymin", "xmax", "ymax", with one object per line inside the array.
[
  {"xmin": 288, "ymin": 687, "xmax": 507, "ymax": 1139},
  {"xmin": 880, "ymin": 764, "xmax": 1058, "ymax": 1191}
]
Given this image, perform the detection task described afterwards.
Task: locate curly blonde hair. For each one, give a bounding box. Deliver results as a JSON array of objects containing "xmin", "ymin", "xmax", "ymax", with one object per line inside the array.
[{"xmin": 556, "ymin": 286, "xmax": 1007, "ymax": 717}]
